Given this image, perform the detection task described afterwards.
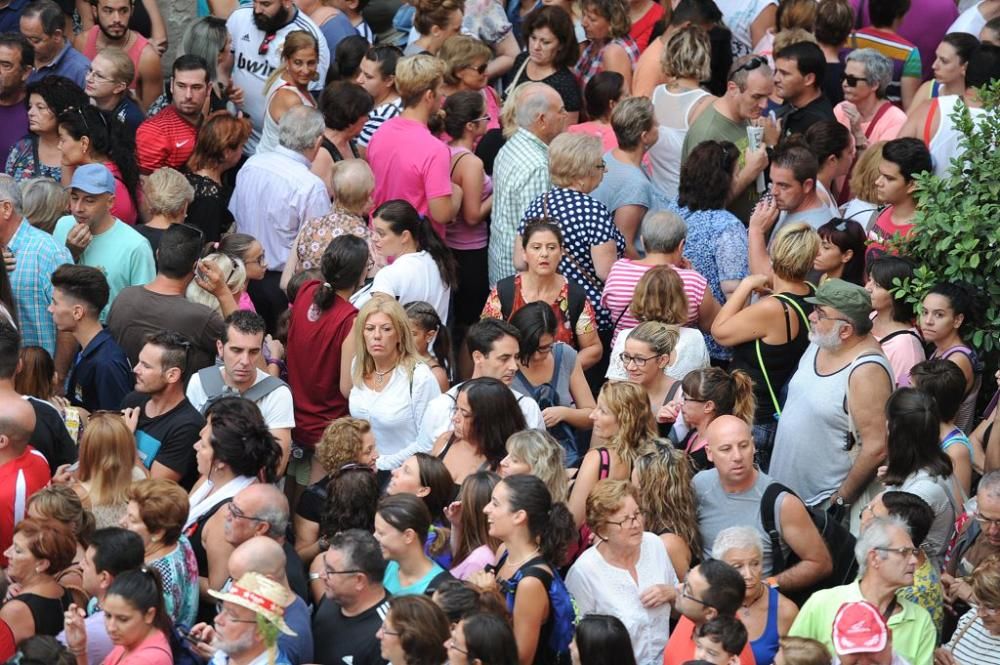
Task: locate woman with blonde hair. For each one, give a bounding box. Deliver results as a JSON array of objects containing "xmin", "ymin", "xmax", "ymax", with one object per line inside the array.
[
  {"xmin": 500, "ymin": 430, "xmax": 569, "ymax": 502},
  {"xmin": 712, "ymin": 222, "xmax": 818, "ymax": 471},
  {"xmin": 664, "ymin": 367, "xmax": 755, "ymax": 471},
  {"xmin": 256, "ymin": 31, "xmax": 320, "ymax": 154},
  {"xmin": 348, "ymin": 295, "xmax": 441, "ymax": 470},
  {"xmin": 632, "ymin": 448, "xmax": 698, "ymax": 577},
  {"xmin": 294, "ymin": 416, "xmax": 379, "ymax": 562},
  {"xmin": 606, "ymin": 265, "xmax": 711, "ymax": 383},
  {"xmin": 20, "ymin": 177, "xmax": 69, "ymax": 234},
  {"xmin": 438, "ymin": 35, "xmax": 501, "ymax": 130},
  {"xmin": 135, "ymin": 167, "xmax": 195, "ymax": 255},
  {"xmin": 185, "ymin": 251, "xmax": 247, "ymax": 316},
  {"xmin": 64, "ymin": 412, "xmax": 147, "ymax": 529},
  {"xmin": 649, "ymin": 25, "xmax": 715, "ymax": 199},
  {"xmin": 25, "ymin": 485, "xmax": 94, "ymax": 606},
  {"xmin": 621, "ymin": 321, "xmax": 682, "ymax": 439},
  {"xmin": 568, "ymin": 381, "xmax": 658, "ymax": 527},
  {"xmin": 840, "ymin": 141, "xmax": 885, "ymax": 227},
  {"xmin": 405, "ymin": 0, "xmax": 464, "ymax": 56}
]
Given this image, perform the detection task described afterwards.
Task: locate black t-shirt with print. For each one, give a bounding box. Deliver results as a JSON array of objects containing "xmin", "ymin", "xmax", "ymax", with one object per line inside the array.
[{"xmin": 121, "ymin": 391, "xmax": 204, "ymax": 489}]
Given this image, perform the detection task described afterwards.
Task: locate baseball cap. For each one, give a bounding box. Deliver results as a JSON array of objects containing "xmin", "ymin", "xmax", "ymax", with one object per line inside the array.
[
  {"xmin": 833, "ymin": 601, "xmax": 888, "ymax": 655},
  {"xmin": 805, "ymin": 278, "xmax": 872, "ymax": 328},
  {"xmin": 69, "ymin": 163, "xmax": 115, "ymax": 196}
]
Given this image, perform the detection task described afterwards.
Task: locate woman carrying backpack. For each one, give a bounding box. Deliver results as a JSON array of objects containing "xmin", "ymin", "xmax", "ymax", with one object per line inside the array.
[
  {"xmin": 475, "ymin": 474, "xmax": 577, "ymax": 665},
  {"xmin": 508, "ymin": 302, "xmax": 596, "ymax": 467}
]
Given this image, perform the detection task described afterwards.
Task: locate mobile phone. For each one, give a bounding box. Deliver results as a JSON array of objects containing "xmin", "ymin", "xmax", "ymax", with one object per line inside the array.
[{"xmin": 177, "ymin": 626, "xmax": 205, "ymax": 644}]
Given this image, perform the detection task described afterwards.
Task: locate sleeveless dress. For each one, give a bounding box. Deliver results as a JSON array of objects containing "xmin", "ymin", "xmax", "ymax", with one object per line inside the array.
[
  {"xmin": 648, "ymin": 86, "xmax": 712, "ymax": 199},
  {"xmin": 15, "ymin": 590, "xmax": 74, "ymax": 636},
  {"xmin": 256, "ymin": 81, "xmax": 317, "ymax": 154}
]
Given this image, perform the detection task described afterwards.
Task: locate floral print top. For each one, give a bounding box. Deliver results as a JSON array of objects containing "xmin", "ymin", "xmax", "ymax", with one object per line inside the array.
[
  {"xmin": 294, "ymin": 207, "xmax": 382, "ymax": 279},
  {"xmin": 5, "ymin": 137, "xmax": 61, "ymax": 183},
  {"xmin": 481, "ymin": 273, "xmax": 596, "ymax": 347},
  {"xmin": 149, "ymin": 536, "xmax": 200, "ymax": 629}
]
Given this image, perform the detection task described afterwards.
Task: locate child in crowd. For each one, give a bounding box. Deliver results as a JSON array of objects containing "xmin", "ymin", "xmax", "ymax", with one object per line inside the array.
[
  {"xmin": 693, "ymin": 616, "xmax": 749, "ymax": 665},
  {"xmin": 405, "ymin": 301, "xmax": 453, "ymax": 392}
]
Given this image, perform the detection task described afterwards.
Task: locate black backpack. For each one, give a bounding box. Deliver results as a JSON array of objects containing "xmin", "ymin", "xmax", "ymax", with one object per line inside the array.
[
  {"xmin": 496, "ymin": 276, "xmax": 587, "ymax": 348},
  {"xmin": 761, "ymin": 482, "xmax": 859, "ymax": 606}
]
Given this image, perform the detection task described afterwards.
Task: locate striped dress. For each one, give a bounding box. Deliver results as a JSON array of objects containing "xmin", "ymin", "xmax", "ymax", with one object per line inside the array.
[{"xmin": 946, "ymin": 609, "xmax": 1000, "ymax": 664}]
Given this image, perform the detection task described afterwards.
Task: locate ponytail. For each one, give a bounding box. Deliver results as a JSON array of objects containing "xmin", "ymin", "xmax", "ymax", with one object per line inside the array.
[
  {"xmin": 404, "ymin": 301, "xmax": 453, "ymax": 381},
  {"xmin": 314, "ymin": 234, "xmax": 369, "ymax": 312},
  {"xmin": 730, "ymin": 369, "xmax": 756, "ymax": 425},
  {"xmin": 373, "ymin": 200, "xmax": 459, "ymax": 290},
  {"xmin": 501, "ymin": 475, "xmax": 576, "ymax": 565},
  {"xmin": 106, "ymin": 567, "xmax": 174, "ymax": 638},
  {"xmin": 682, "ymin": 367, "xmax": 757, "ymax": 425}
]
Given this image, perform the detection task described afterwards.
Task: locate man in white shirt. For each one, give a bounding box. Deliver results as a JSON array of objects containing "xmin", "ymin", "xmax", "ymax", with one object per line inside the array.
[
  {"xmin": 187, "ymin": 310, "xmax": 294, "ymax": 474},
  {"xmin": 230, "ymin": 105, "xmax": 330, "ymax": 332},
  {"xmin": 227, "ymin": 0, "xmax": 330, "ymax": 152},
  {"xmin": 401, "ymin": 319, "xmax": 544, "ymax": 468}
]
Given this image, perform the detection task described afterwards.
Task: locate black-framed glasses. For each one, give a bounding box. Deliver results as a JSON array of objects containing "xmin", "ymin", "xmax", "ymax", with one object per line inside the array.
[
  {"xmin": 381, "ymin": 628, "xmax": 401, "ymax": 637},
  {"xmin": 228, "ymin": 502, "xmax": 267, "ymax": 523},
  {"xmin": 620, "ymin": 352, "xmax": 660, "ymax": 368},
  {"xmin": 842, "ymin": 73, "xmax": 869, "ymax": 87},
  {"xmin": 447, "ymin": 639, "xmax": 468, "ymax": 654},
  {"xmin": 680, "ymin": 580, "xmax": 712, "ymax": 607},
  {"xmin": 683, "ymin": 394, "xmax": 706, "ymax": 403},
  {"xmin": 732, "ymin": 56, "xmax": 767, "ymax": 77},
  {"xmin": 606, "ymin": 512, "xmax": 642, "ymax": 529},
  {"xmin": 874, "ymin": 546, "xmax": 920, "ymax": 558}
]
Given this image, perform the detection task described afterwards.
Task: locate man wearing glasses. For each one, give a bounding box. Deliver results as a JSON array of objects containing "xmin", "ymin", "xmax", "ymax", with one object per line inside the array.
[
  {"xmin": 789, "ymin": 516, "xmax": 936, "ymax": 665},
  {"xmin": 664, "ymin": 559, "xmax": 755, "ymax": 665},
  {"xmin": 942, "ymin": 471, "xmax": 1000, "ymax": 609},
  {"xmin": 769, "ymin": 279, "xmax": 893, "ymax": 525},
  {"xmin": 312, "ymin": 529, "xmax": 391, "ymax": 665}
]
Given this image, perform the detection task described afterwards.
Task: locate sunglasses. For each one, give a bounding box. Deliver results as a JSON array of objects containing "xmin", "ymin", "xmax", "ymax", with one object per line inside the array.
[
  {"xmin": 842, "ymin": 73, "xmax": 868, "ymax": 87},
  {"xmin": 465, "ymin": 62, "xmax": 488, "ymax": 75},
  {"xmin": 732, "ymin": 56, "xmax": 768, "ymax": 76}
]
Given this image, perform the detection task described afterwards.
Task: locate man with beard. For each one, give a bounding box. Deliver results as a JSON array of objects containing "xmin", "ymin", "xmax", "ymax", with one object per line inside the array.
[
  {"xmin": 227, "ymin": 0, "xmax": 329, "ymax": 153},
  {"xmin": 135, "ymin": 55, "xmax": 210, "ymax": 174},
  {"xmin": 769, "ymin": 279, "xmax": 893, "ymax": 526},
  {"xmin": 74, "ymin": 0, "xmax": 162, "ymax": 110}
]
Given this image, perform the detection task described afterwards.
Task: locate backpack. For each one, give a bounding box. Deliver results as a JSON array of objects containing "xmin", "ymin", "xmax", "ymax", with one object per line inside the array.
[
  {"xmin": 761, "ymin": 482, "xmax": 859, "ymax": 606},
  {"xmin": 195, "ymin": 365, "xmax": 289, "ymax": 416},
  {"xmin": 493, "ymin": 552, "xmax": 578, "ymax": 661},
  {"xmin": 497, "ymin": 276, "xmax": 588, "ymax": 349},
  {"xmin": 523, "ymin": 344, "xmax": 581, "ymax": 466}
]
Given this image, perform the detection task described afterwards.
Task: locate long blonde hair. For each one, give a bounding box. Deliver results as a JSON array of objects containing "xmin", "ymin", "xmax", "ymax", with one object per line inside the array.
[
  {"xmin": 350, "ymin": 295, "xmax": 422, "ymax": 387},
  {"xmin": 185, "ymin": 252, "xmax": 247, "ymax": 315},
  {"xmin": 264, "ymin": 30, "xmax": 319, "ymax": 95},
  {"xmin": 598, "ymin": 382, "xmax": 658, "ymax": 467},
  {"xmin": 505, "ymin": 430, "xmax": 568, "ymax": 502},
  {"xmin": 633, "ymin": 448, "xmax": 700, "ymax": 554},
  {"xmin": 77, "ymin": 413, "xmax": 137, "ymax": 507}
]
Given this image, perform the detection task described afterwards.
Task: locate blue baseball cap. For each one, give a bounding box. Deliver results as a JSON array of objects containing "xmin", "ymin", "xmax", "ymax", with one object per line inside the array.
[{"xmin": 69, "ymin": 163, "xmax": 115, "ymax": 195}]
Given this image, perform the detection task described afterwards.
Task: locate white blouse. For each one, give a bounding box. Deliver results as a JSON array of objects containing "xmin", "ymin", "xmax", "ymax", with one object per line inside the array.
[
  {"xmin": 349, "ymin": 362, "xmax": 441, "ymax": 470},
  {"xmin": 565, "ymin": 532, "xmax": 678, "ymax": 665}
]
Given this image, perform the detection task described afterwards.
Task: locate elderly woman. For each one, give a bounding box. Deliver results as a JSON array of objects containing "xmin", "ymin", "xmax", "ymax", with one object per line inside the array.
[
  {"xmin": 712, "ymin": 223, "xmax": 818, "ymax": 470},
  {"xmin": 19, "ymin": 177, "xmax": 68, "ymax": 234},
  {"xmin": 566, "ymin": 480, "xmax": 677, "ymax": 665},
  {"xmin": 834, "ymin": 49, "xmax": 907, "ymax": 154},
  {"xmin": 135, "ymin": 167, "xmax": 195, "ymax": 255},
  {"xmin": 937, "ymin": 556, "xmax": 1000, "ymax": 663},
  {"xmin": 506, "ymin": 6, "xmax": 582, "ymax": 124},
  {"xmin": 606, "ymin": 265, "xmax": 711, "ymax": 384},
  {"xmin": 712, "ymin": 527, "xmax": 798, "ymax": 665},
  {"xmin": 575, "ymin": 0, "xmax": 638, "ymax": 90},
  {"xmin": 648, "ymin": 26, "xmax": 714, "ymax": 200},
  {"xmin": 514, "ymin": 132, "xmax": 625, "ymax": 335},
  {"xmin": 589, "ymin": 96, "xmax": 658, "ymax": 258}
]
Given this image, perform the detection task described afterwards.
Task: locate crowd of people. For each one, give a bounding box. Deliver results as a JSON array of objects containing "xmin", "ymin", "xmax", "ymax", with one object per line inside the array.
[{"xmin": 0, "ymin": 0, "xmax": 998, "ymax": 663}]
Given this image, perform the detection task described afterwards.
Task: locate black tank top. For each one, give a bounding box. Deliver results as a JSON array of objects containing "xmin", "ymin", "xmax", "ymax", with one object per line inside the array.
[
  {"xmin": 184, "ymin": 498, "xmax": 232, "ymax": 577},
  {"xmin": 15, "ymin": 590, "xmax": 74, "ymax": 636},
  {"xmin": 321, "ymin": 137, "xmax": 360, "ymax": 163}
]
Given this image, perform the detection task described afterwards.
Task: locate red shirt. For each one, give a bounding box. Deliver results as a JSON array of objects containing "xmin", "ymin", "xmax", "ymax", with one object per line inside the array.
[
  {"xmin": 286, "ymin": 281, "xmax": 358, "ymax": 447},
  {"xmin": 629, "ymin": 2, "xmax": 665, "ymax": 53},
  {"xmin": 0, "ymin": 446, "xmax": 51, "ymax": 566},
  {"xmin": 664, "ymin": 616, "xmax": 757, "ymax": 665},
  {"xmin": 135, "ymin": 105, "xmax": 198, "ymax": 174}
]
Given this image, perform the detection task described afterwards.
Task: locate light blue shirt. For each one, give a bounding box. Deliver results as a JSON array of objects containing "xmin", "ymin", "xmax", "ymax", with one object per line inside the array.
[{"xmin": 8, "ymin": 218, "xmax": 73, "ymax": 354}]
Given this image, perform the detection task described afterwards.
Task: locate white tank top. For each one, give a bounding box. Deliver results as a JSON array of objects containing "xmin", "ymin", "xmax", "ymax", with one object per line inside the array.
[
  {"xmin": 928, "ymin": 94, "xmax": 986, "ymax": 178},
  {"xmin": 256, "ymin": 80, "xmax": 316, "ymax": 155},
  {"xmin": 647, "ymin": 85, "xmax": 712, "ymax": 199}
]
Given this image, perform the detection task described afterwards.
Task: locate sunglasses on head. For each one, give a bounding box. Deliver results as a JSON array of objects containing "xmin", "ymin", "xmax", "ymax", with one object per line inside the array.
[{"xmin": 732, "ymin": 56, "xmax": 768, "ymax": 76}]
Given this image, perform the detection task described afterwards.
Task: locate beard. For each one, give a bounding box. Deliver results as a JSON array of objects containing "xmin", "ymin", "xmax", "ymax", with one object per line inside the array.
[
  {"xmin": 253, "ymin": 5, "xmax": 291, "ymax": 33},
  {"xmin": 809, "ymin": 324, "xmax": 845, "ymax": 350},
  {"xmin": 214, "ymin": 631, "xmax": 257, "ymax": 657}
]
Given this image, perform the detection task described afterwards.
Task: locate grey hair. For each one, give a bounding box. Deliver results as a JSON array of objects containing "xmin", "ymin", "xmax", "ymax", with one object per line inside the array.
[
  {"xmin": 0, "ymin": 175, "xmax": 23, "ymax": 215},
  {"xmin": 279, "ymin": 106, "xmax": 326, "ymax": 153},
  {"xmin": 979, "ymin": 471, "xmax": 1000, "ymax": 499},
  {"xmin": 856, "ymin": 515, "xmax": 909, "ymax": 578},
  {"xmin": 180, "ymin": 17, "xmax": 228, "ymax": 83},
  {"xmin": 255, "ymin": 502, "xmax": 290, "ymax": 539},
  {"xmin": 730, "ymin": 54, "xmax": 773, "ymax": 89},
  {"xmin": 515, "ymin": 84, "xmax": 555, "ymax": 129},
  {"xmin": 711, "ymin": 526, "xmax": 764, "ymax": 560},
  {"xmin": 845, "ymin": 48, "xmax": 893, "ymax": 99},
  {"xmin": 20, "ymin": 177, "xmax": 66, "ymax": 232},
  {"xmin": 640, "ymin": 209, "xmax": 687, "ymax": 253},
  {"xmin": 611, "ymin": 96, "xmax": 654, "ymax": 150}
]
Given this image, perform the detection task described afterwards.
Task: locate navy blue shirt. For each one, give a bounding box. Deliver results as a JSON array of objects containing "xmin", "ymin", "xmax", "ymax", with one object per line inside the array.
[
  {"xmin": 27, "ymin": 43, "xmax": 90, "ymax": 88},
  {"xmin": 0, "ymin": 0, "xmax": 29, "ymax": 34},
  {"xmin": 112, "ymin": 96, "xmax": 145, "ymax": 139},
  {"xmin": 66, "ymin": 328, "xmax": 133, "ymax": 411}
]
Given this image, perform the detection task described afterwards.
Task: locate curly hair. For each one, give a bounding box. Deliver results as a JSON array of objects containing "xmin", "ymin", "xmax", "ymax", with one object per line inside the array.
[
  {"xmin": 315, "ymin": 417, "xmax": 372, "ymax": 474},
  {"xmin": 632, "ymin": 449, "xmax": 700, "ymax": 554},
  {"xmin": 505, "ymin": 430, "xmax": 568, "ymax": 502},
  {"xmin": 678, "ymin": 140, "xmax": 741, "ymax": 211},
  {"xmin": 580, "ymin": 0, "xmax": 631, "ymax": 40},
  {"xmin": 320, "ymin": 465, "xmax": 379, "ymax": 537},
  {"xmin": 597, "ymin": 381, "xmax": 658, "ymax": 467}
]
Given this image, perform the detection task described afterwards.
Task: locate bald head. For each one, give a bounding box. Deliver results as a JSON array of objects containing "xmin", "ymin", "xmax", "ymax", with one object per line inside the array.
[
  {"xmin": 706, "ymin": 415, "xmax": 751, "ymax": 447},
  {"xmin": 0, "ymin": 393, "xmax": 35, "ymax": 459},
  {"xmin": 229, "ymin": 536, "xmax": 287, "ymax": 582},
  {"xmin": 331, "ymin": 158, "xmax": 375, "ymax": 211},
  {"xmin": 237, "ymin": 483, "xmax": 290, "ymax": 538},
  {"xmin": 705, "ymin": 415, "xmax": 756, "ymax": 484}
]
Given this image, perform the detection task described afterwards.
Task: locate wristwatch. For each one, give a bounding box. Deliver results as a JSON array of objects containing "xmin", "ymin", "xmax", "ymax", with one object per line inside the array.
[{"xmin": 833, "ymin": 495, "xmax": 849, "ymax": 507}]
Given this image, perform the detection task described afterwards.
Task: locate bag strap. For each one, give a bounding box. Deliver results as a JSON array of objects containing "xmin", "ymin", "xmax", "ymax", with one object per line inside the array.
[
  {"xmin": 865, "ymin": 101, "xmax": 893, "ymax": 139},
  {"xmin": 497, "ymin": 277, "xmax": 515, "ymax": 320},
  {"xmin": 566, "ymin": 281, "xmax": 587, "ymax": 346},
  {"xmin": 504, "ymin": 54, "xmax": 532, "ymax": 99},
  {"xmin": 241, "ymin": 375, "xmax": 288, "ymax": 403},
  {"xmin": 755, "ymin": 294, "xmax": 812, "ymax": 417},
  {"xmin": 761, "ymin": 482, "xmax": 794, "ymax": 574},
  {"xmin": 197, "ymin": 366, "xmax": 226, "ymax": 401},
  {"xmin": 878, "ymin": 328, "xmax": 922, "ymax": 345},
  {"xmin": 923, "ymin": 98, "xmax": 939, "ymax": 145},
  {"xmin": 551, "ymin": 343, "xmax": 565, "ymax": 387},
  {"xmin": 450, "ymin": 150, "xmax": 469, "ymax": 178}
]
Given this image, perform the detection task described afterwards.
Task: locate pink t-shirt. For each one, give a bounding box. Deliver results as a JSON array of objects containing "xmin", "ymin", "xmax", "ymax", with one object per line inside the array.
[
  {"xmin": 567, "ymin": 121, "xmax": 619, "ymax": 153},
  {"xmin": 238, "ymin": 290, "xmax": 257, "ymax": 312},
  {"xmin": 834, "ymin": 101, "xmax": 907, "ymax": 144},
  {"xmin": 102, "ymin": 629, "xmax": 173, "ymax": 665},
  {"xmin": 450, "ymin": 544, "xmax": 496, "ymax": 580},
  {"xmin": 600, "ymin": 259, "xmax": 708, "ymax": 345},
  {"xmin": 367, "ymin": 116, "xmax": 454, "ymax": 239}
]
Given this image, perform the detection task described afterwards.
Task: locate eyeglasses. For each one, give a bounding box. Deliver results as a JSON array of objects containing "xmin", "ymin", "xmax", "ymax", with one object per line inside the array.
[
  {"xmin": 680, "ymin": 580, "xmax": 712, "ymax": 607},
  {"xmin": 842, "ymin": 73, "xmax": 869, "ymax": 87},
  {"xmin": 247, "ymin": 251, "xmax": 267, "ymax": 267},
  {"xmin": 465, "ymin": 62, "xmax": 488, "ymax": 75},
  {"xmin": 447, "ymin": 639, "xmax": 468, "ymax": 654},
  {"xmin": 732, "ymin": 56, "xmax": 767, "ymax": 77},
  {"xmin": 381, "ymin": 628, "xmax": 400, "ymax": 637},
  {"xmin": 594, "ymin": 161, "xmax": 607, "ymax": 173},
  {"xmin": 620, "ymin": 352, "xmax": 660, "ymax": 368},
  {"xmin": 85, "ymin": 67, "xmax": 114, "ymax": 83},
  {"xmin": 228, "ymin": 502, "xmax": 267, "ymax": 523},
  {"xmin": 874, "ymin": 546, "xmax": 920, "ymax": 558},
  {"xmin": 536, "ymin": 343, "xmax": 554, "ymax": 355},
  {"xmin": 683, "ymin": 394, "xmax": 706, "ymax": 403},
  {"xmin": 813, "ymin": 308, "xmax": 853, "ymax": 325},
  {"xmin": 606, "ymin": 512, "xmax": 642, "ymax": 529},
  {"xmin": 975, "ymin": 512, "xmax": 1000, "ymax": 528},
  {"xmin": 321, "ymin": 567, "xmax": 364, "ymax": 578}
]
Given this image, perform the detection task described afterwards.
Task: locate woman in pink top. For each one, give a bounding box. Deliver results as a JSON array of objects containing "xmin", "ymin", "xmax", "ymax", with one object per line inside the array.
[
  {"xmin": 567, "ymin": 71, "xmax": 625, "ymax": 153},
  {"xmin": 446, "ymin": 472, "xmax": 501, "ymax": 580},
  {"xmin": 866, "ymin": 255, "xmax": 925, "ymax": 387},
  {"xmin": 835, "ymin": 49, "xmax": 907, "ymax": 146},
  {"xmin": 63, "ymin": 568, "xmax": 174, "ymax": 665},
  {"xmin": 57, "ymin": 106, "xmax": 140, "ymax": 225},
  {"xmin": 219, "ymin": 233, "xmax": 267, "ymax": 314},
  {"xmin": 438, "ymin": 36, "xmax": 502, "ymax": 132}
]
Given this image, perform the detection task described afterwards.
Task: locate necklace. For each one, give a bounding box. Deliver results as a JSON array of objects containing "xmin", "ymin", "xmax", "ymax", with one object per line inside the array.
[
  {"xmin": 504, "ymin": 547, "xmax": 541, "ymax": 572},
  {"xmin": 372, "ymin": 364, "xmax": 397, "ymax": 386}
]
